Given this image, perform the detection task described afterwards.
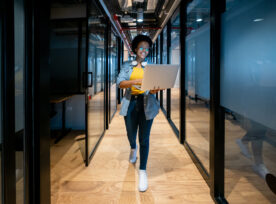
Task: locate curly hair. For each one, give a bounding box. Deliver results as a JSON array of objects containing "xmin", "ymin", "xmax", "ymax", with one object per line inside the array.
[{"xmin": 131, "ymin": 35, "xmax": 153, "ymax": 54}]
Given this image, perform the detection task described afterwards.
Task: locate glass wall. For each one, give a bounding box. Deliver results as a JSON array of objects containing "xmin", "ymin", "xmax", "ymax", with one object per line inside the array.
[
  {"xmin": 221, "ymin": 0, "xmax": 276, "ymax": 202},
  {"xmin": 162, "ymin": 26, "xmax": 167, "ymax": 111},
  {"xmin": 170, "ymin": 10, "xmax": 180, "ymax": 130},
  {"xmin": 185, "ymin": 0, "xmax": 210, "ymax": 172},
  {"xmin": 87, "ymin": 7, "xmax": 106, "ymax": 157},
  {"xmin": 110, "ymin": 32, "xmax": 117, "ymax": 119},
  {"xmin": 14, "ymin": 0, "xmax": 25, "ymax": 202},
  {"xmin": 50, "ymin": 20, "xmax": 85, "ymax": 94},
  {"xmin": 157, "ymin": 35, "xmax": 161, "ymax": 64}
]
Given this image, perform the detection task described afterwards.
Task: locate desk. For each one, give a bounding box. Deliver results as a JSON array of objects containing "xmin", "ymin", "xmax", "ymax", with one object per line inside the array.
[{"xmin": 50, "ymin": 94, "xmax": 73, "ymax": 144}]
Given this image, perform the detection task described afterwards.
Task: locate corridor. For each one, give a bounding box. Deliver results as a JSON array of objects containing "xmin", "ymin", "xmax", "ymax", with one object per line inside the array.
[{"xmin": 50, "ymin": 108, "xmax": 213, "ymax": 204}]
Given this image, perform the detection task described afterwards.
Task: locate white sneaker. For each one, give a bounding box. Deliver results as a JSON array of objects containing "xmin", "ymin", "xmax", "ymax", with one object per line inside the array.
[
  {"xmin": 139, "ymin": 170, "xmax": 148, "ymax": 192},
  {"xmin": 253, "ymin": 163, "xmax": 270, "ymax": 179},
  {"xmin": 129, "ymin": 145, "xmax": 137, "ymax": 163}
]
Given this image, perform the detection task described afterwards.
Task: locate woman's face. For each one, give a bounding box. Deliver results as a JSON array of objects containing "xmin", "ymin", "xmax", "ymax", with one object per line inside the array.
[{"xmin": 135, "ymin": 41, "xmax": 150, "ymax": 60}]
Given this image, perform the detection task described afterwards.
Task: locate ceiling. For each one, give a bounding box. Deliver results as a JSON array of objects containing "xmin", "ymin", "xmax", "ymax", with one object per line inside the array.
[
  {"xmin": 101, "ymin": 0, "xmax": 181, "ymax": 52},
  {"xmin": 50, "ymin": 0, "xmax": 182, "ymax": 53}
]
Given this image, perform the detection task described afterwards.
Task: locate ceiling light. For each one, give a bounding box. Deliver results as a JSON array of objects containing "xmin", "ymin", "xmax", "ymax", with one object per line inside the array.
[
  {"xmin": 196, "ymin": 18, "xmax": 203, "ymax": 22},
  {"xmin": 120, "ymin": 15, "xmax": 135, "ymax": 23},
  {"xmin": 137, "ymin": 8, "xmax": 143, "ymax": 23},
  {"xmin": 253, "ymin": 18, "xmax": 264, "ymax": 22}
]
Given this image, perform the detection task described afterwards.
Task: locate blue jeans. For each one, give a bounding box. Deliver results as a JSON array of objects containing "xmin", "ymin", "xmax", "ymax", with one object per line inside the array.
[{"xmin": 124, "ymin": 95, "xmax": 153, "ymax": 170}]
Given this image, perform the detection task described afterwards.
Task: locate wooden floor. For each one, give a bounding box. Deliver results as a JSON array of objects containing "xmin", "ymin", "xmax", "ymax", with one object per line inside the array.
[{"xmin": 51, "ymin": 108, "xmax": 214, "ymax": 204}]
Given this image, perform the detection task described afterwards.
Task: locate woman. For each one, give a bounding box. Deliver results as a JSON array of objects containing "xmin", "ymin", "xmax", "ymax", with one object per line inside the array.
[{"xmin": 117, "ymin": 35, "xmax": 161, "ymax": 192}]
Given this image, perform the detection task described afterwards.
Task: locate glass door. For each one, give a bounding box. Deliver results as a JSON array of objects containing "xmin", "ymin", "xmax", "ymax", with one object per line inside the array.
[
  {"xmin": 185, "ymin": 0, "xmax": 211, "ymax": 173},
  {"xmin": 86, "ymin": 2, "xmax": 106, "ymax": 165},
  {"xmin": 109, "ymin": 32, "xmax": 117, "ymax": 121}
]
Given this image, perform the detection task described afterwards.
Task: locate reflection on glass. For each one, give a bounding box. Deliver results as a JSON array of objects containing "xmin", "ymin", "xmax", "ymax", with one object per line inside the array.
[
  {"xmin": 110, "ymin": 32, "xmax": 117, "ymax": 119},
  {"xmin": 14, "ymin": 0, "xmax": 25, "ymax": 202},
  {"xmin": 221, "ymin": 0, "xmax": 276, "ymax": 202},
  {"xmin": 50, "ymin": 21, "xmax": 81, "ymax": 94},
  {"xmin": 185, "ymin": 0, "xmax": 210, "ymax": 172},
  {"xmin": 157, "ymin": 35, "xmax": 161, "ymax": 64},
  {"xmin": 87, "ymin": 9, "xmax": 106, "ymax": 156},
  {"xmin": 162, "ymin": 27, "xmax": 168, "ymax": 110},
  {"xmin": 170, "ymin": 10, "xmax": 181, "ymax": 130}
]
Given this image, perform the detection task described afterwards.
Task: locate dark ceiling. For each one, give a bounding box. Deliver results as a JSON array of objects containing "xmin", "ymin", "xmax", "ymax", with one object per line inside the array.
[
  {"xmin": 103, "ymin": 0, "xmax": 167, "ymax": 43},
  {"xmin": 50, "ymin": 0, "xmax": 183, "ymax": 53}
]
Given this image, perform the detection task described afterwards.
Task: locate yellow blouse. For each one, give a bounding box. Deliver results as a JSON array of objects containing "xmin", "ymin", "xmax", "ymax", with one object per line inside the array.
[{"xmin": 130, "ymin": 67, "xmax": 145, "ymax": 95}]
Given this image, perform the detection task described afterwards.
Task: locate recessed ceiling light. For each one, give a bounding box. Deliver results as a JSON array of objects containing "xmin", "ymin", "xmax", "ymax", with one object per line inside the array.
[
  {"xmin": 196, "ymin": 18, "xmax": 203, "ymax": 22},
  {"xmin": 137, "ymin": 8, "xmax": 143, "ymax": 22},
  {"xmin": 253, "ymin": 18, "xmax": 264, "ymax": 22}
]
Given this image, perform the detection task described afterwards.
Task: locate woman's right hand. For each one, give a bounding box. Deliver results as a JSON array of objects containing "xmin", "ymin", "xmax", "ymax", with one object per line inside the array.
[
  {"xmin": 132, "ymin": 79, "xmax": 142, "ymax": 85},
  {"xmin": 119, "ymin": 79, "xmax": 142, "ymax": 88}
]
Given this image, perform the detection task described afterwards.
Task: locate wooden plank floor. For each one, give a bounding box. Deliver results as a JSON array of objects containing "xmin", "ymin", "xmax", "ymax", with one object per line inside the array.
[{"xmin": 51, "ymin": 108, "xmax": 214, "ymax": 204}]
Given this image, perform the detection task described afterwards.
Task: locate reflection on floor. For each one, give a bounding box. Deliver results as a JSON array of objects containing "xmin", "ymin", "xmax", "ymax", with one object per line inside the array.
[
  {"xmin": 171, "ymin": 96, "xmax": 276, "ymax": 203},
  {"xmin": 170, "ymin": 88, "xmax": 180, "ymax": 130},
  {"xmin": 225, "ymin": 117, "xmax": 276, "ymax": 203},
  {"xmin": 88, "ymin": 91, "xmax": 105, "ymax": 155},
  {"xmin": 51, "ymin": 108, "xmax": 213, "ymax": 204},
  {"xmin": 186, "ymin": 98, "xmax": 210, "ymax": 172}
]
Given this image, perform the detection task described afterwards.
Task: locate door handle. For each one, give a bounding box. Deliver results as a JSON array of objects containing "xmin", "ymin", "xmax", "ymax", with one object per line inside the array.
[{"xmin": 88, "ymin": 72, "xmax": 93, "ymax": 87}]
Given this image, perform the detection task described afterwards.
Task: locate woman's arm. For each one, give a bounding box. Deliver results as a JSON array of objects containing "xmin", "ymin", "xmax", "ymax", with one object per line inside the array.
[{"xmin": 119, "ymin": 79, "xmax": 142, "ymax": 89}]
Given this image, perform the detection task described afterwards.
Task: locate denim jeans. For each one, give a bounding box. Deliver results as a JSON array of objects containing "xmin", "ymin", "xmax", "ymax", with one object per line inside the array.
[{"xmin": 124, "ymin": 95, "xmax": 153, "ymax": 170}]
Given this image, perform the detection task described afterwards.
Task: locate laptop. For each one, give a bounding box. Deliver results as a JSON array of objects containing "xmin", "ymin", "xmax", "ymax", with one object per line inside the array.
[{"xmin": 138, "ymin": 64, "xmax": 179, "ymax": 91}]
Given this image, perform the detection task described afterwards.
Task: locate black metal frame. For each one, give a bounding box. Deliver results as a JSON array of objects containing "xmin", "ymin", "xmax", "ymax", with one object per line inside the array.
[
  {"xmin": 105, "ymin": 20, "xmax": 110, "ymax": 129},
  {"xmin": 84, "ymin": 0, "xmax": 90, "ymax": 166},
  {"xmin": 166, "ymin": 19, "xmax": 172, "ymax": 120},
  {"xmin": 209, "ymin": 0, "xmax": 227, "ymax": 203},
  {"xmin": 117, "ymin": 38, "xmax": 122, "ymax": 104},
  {"xmin": 179, "ymin": 0, "xmax": 186, "ymax": 145},
  {"xmin": 1, "ymin": 0, "xmax": 16, "ymax": 203}
]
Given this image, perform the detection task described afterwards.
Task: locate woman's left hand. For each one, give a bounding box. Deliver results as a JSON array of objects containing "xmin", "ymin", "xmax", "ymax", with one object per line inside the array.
[{"xmin": 150, "ymin": 88, "xmax": 165, "ymax": 94}]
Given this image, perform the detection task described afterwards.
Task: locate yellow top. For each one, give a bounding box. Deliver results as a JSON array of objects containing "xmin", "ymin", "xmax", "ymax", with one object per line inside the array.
[{"xmin": 130, "ymin": 67, "xmax": 145, "ymax": 95}]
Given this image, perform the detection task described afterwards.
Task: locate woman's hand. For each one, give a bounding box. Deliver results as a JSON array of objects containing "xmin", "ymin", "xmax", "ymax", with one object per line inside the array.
[
  {"xmin": 132, "ymin": 79, "xmax": 142, "ymax": 85},
  {"xmin": 149, "ymin": 88, "xmax": 160, "ymax": 94},
  {"xmin": 149, "ymin": 88, "xmax": 166, "ymax": 94},
  {"xmin": 119, "ymin": 79, "xmax": 142, "ymax": 88}
]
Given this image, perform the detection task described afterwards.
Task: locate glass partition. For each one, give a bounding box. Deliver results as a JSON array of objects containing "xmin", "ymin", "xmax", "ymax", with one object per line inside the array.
[
  {"xmin": 185, "ymin": 0, "xmax": 211, "ymax": 172},
  {"xmin": 162, "ymin": 26, "xmax": 167, "ymax": 111},
  {"xmin": 170, "ymin": 10, "xmax": 180, "ymax": 130},
  {"xmin": 87, "ymin": 5, "xmax": 106, "ymax": 158},
  {"xmin": 110, "ymin": 32, "xmax": 117, "ymax": 119},
  {"xmin": 221, "ymin": 0, "xmax": 276, "ymax": 202},
  {"xmin": 14, "ymin": 0, "xmax": 25, "ymax": 202}
]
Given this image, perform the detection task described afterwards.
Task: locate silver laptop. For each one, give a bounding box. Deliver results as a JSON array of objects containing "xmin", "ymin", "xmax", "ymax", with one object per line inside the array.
[{"xmin": 139, "ymin": 64, "xmax": 179, "ymax": 91}]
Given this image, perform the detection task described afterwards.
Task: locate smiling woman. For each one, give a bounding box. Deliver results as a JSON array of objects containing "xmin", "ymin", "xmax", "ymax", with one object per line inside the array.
[{"xmin": 117, "ymin": 34, "xmax": 161, "ymax": 192}]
